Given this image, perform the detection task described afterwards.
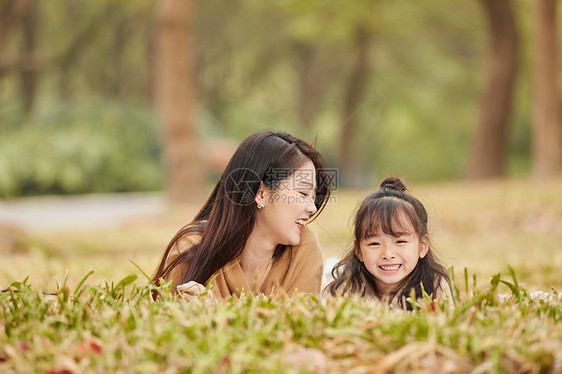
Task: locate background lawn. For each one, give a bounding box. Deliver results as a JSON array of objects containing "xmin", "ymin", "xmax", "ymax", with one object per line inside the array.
[{"xmin": 2, "ymin": 178, "xmax": 561, "ymax": 293}]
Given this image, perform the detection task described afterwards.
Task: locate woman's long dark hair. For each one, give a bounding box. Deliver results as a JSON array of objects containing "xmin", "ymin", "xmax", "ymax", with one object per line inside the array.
[
  {"xmin": 152, "ymin": 131, "xmax": 331, "ymax": 291},
  {"xmin": 325, "ymin": 177, "xmax": 449, "ymax": 310}
]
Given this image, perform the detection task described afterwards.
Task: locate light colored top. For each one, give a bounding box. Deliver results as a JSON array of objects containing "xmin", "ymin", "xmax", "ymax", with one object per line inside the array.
[{"xmin": 163, "ymin": 225, "xmax": 324, "ymax": 298}]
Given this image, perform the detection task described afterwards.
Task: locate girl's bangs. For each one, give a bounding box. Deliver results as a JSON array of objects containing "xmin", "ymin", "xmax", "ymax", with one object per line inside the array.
[{"xmin": 361, "ymin": 198, "xmax": 416, "ymax": 239}]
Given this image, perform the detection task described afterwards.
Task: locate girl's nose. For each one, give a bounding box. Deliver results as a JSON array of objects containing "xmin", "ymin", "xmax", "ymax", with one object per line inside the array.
[{"xmin": 382, "ymin": 247, "xmax": 396, "ymax": 259}]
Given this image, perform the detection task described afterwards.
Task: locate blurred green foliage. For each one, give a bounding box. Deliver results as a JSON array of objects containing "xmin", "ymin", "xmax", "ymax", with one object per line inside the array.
[
  {"xmin": 0, "ymin": 0, "xmax": 550, "ymax": 196},
  {"xmin": 0, "ymin": 98, "xmax": 163, "ymax": 197}
]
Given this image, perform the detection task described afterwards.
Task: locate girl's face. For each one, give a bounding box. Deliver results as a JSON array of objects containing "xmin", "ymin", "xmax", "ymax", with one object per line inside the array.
[
  {"xmin": 254, "ymin": 160, "xmax": 318, "ymax": 246},
  {"xmin": 355, "ymin": 211, "xmax": 429, "ymax": 295}
]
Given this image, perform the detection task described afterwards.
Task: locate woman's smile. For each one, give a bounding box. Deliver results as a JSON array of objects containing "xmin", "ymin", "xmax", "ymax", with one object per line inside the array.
[{"xmin": 295, "ymin": 218, "xmax": 308, "ymax": 232}]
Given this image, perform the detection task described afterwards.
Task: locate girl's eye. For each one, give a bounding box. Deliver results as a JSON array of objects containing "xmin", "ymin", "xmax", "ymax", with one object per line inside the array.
[
  {"xmin": 368, "ymin": 242, "xmax": 380, "ymax": 246},
  {"xmin": 299, "ymin": 192, "xmax": 309, "ymax": 197},
  {"xmin": 396, "ymin": 240, "xmax": 407, "ymax": 244}
]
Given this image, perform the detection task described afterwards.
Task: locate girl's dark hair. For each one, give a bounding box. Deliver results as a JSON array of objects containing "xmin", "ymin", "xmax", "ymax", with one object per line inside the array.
[
  {"xmin": 325, "ymin": 177, "xmax": 449, "ymax": 310},
  {"xmin": 152, "ymin": 131, "xmax": 331, "ymax": 293}
]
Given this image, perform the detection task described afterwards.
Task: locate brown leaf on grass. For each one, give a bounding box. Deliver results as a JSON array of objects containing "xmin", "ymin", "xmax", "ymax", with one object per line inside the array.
[
  {"xmin": 44, "ymin": 369, "xmax": 74, "ymax": 374},
  {"xmin": 17, "ymin": 340, "xmax": 31, "ymax": 353},
  {"xmin": 428, "ymin": 301, "xmax": 436, "ymax": 313},
  {"xmin": 217, "ymin": 355, "xmax": 230, "ymax": 372},
  {"xmin": 77, "ymin": 339, "xmax": 103, "ymax": 355},
  {"xmin": 372, "ymin": 342, "xmax": 472, "ymax": 374}
]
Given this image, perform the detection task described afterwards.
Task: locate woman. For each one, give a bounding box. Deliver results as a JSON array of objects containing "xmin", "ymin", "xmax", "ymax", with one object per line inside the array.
[{"xmin": 152, "ymin": 131, "xmax": 332, "ymax": 300}]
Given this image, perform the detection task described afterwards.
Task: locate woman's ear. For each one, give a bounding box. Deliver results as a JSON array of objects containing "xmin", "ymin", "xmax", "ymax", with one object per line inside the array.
[
  {"xmin": 255, "ymin": 182, "xmax": 269, "ymax": 207},
  {"xmin": 354, "ymin": 241, "xmax": 364, "ymax": 262},
  {"xmin": 419, "ymin": 234, "xmax": 429, "ymax": 258}
]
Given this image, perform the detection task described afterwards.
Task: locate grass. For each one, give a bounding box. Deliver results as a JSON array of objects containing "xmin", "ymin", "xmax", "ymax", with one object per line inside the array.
[
  {"xmin": 0, "ymin": 178, "xmax": 561, "ymax": 372},
  {"xmin": 1, "ymin": 272, "xmax": 560, "ymax": 373}
]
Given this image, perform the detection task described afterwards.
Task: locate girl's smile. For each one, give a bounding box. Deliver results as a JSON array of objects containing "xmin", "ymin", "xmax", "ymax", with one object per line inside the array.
[
  {"xmin": 324, "ymin": 176, "xmax": 452, "ymax": 310},
  {"xmin": 379, "ymin": 264, "xmax": 401, "ymax": 272},
  {"xmin": 355, "ymin": 211, "xmax": 429, "ymax": 295}
]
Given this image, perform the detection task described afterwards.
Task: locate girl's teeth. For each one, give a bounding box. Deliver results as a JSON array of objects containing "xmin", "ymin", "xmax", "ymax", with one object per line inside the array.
[{"xmin": 381, "ymin": 265, "xmax": 400, "ymax": 270}]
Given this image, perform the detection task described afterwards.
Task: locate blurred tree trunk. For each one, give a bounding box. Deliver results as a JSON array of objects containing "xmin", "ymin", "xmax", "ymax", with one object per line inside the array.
[
  {"xmin": 0, "ymin": 0, "xmax": 34, "ymax": 78},
  {"xmin": 57, "ymin": 2, "xmax": 79, "ymax": 99},
  {"xmin": 532, "ymin": 0, "xmax": 562, "ymax": 179},
  {"xmin": 295, "ymin": 43, "xmax": 320, "ymax": 130},
  {"xmin": 155, "ymin": 0, "xmax": 204, "ymax": 202},
  {"xmin": 146, "ymin": 20, "xmax": 156, "ymax": 102},
  {"xmin": 110, "ymin": 21, "xmax": 127, "ymax": 96},
  {"xmin": 20, "ymin": 1, "xmax": 38, "ymax": 113},
  {"xmin": 338, "ymin": 27, "xmax": 370, "ymax": 188},
  {"xmin": 466, "ymin": 0, "xmax": 519, "ymax": 179}
]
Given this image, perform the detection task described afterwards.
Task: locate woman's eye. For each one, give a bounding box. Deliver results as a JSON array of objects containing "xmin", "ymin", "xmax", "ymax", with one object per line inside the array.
[{"xmin": 299, "ymin": 192, "xmax": 309, "ymax": 197}]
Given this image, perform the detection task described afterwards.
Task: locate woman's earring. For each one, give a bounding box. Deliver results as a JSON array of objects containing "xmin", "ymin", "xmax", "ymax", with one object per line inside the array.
[{"xmin": 256, "ymin": 201, "xmax": 265, "ymax": 209}]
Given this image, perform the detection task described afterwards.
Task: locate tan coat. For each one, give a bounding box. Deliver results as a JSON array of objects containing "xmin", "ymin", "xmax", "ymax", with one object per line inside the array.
[{"xmin": 163, "ymin": 225, "xmax": 324, "ymax": 298}]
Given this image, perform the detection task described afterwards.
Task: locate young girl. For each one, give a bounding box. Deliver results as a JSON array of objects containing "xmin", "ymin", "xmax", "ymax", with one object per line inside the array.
[{"xmin": 325, "ymin": 177, "xmax": 451, "ymax": 310}]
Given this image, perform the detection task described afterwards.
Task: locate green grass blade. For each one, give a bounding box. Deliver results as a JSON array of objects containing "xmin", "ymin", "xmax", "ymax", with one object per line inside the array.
[
  {"xmin": 73, "ymin": 270, "xmax": 95, "ymax": 298},
  {"xmin": 129, "ymin": 260, "xmax": 154, "ymax": 284}
]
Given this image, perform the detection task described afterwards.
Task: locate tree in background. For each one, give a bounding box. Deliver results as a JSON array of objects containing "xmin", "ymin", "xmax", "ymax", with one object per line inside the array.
[
  {"xmin": 466, "ymin": 0, "xmax": 519, "ymax": 179},
  {"xmin": 338, "ymin": 26, "xmax": 371, "ymax": 187},
  {"xmin": 19, "ymin": 0, "xmax": 38, "ymax": 114},
  {"xmin": 0, "ymin": 0, "xmax": 34, "ymax": 80},
  {"xmin": 2, "ymin": 1, "xmax": 559, "ymax": 198},
  {"xmin": 532, "ymin": 0, "xmax": 562, "ymax": 179},
  {"xmin": 154, "ymin": 0, "xmax": 205, "ymax": 202}
]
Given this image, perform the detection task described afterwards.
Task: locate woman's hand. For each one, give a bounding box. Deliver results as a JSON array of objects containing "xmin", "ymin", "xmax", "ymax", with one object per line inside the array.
[{"xmin": 177, "ymin": 281, "xmax": 215, "ymax": 302}]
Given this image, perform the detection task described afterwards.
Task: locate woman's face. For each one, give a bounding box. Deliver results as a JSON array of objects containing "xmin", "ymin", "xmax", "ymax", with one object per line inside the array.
[{"xmin": 255, "ymin": 159, "xmax": 318, "ymax": 246}]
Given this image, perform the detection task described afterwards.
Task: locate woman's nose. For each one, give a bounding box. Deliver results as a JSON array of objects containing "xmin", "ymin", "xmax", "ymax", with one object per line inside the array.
[{"xmin": 306, "ymin": 198, "xmax": 317, "ymax": 215}]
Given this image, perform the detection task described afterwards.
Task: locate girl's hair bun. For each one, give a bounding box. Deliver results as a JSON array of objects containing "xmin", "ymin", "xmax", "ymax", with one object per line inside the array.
[{"xmin": 379, "ymin": 177, "xmax": 406, "ymax": 192}]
